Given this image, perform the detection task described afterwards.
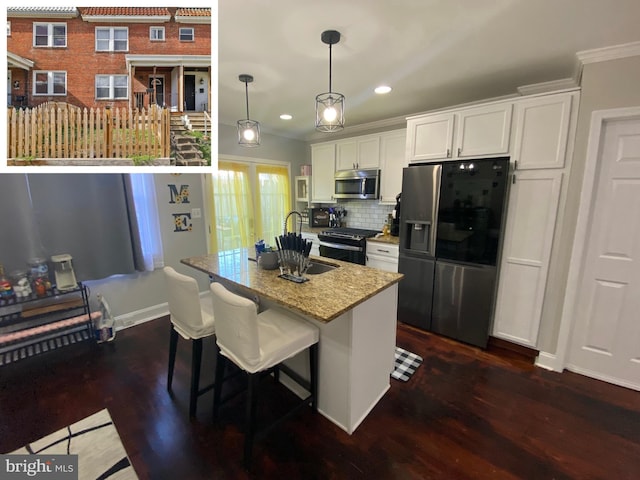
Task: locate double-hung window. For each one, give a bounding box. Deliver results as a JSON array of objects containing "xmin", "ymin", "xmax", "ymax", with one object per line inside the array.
[
  {"xmin": 7, "ymin": 21, "xmax": 11, "ymax": 36},
  {"xmin": 33, "ymin": 23, "xmax": 66, "ymax": 47},
  {"xmin": 33, "ymin": 71, "xmax": 66, "ymax": 96},
  {"xmin": 150, "ymin": 26, "xmax": 165, "ymax": 41},
  {"xmin": 96, "ymin": 27, "xmax": 128, "ymax": 52},
  {"xmin": 179, "ymin": 28, "xmax": 194, "ymax": 42},
  {"xmin": 96, "ymin": 75, "xmax": 128, "ymax": 100}
]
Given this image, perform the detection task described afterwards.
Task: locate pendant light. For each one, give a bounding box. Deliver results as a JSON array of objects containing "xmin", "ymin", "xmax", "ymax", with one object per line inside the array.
[
  {"xmin": 315, "ymin": 30, "xmax": 345, "ymax": 132},
  {"xmin": 237, "ymin": 74, "xmax": 260, "ymax": 147}
]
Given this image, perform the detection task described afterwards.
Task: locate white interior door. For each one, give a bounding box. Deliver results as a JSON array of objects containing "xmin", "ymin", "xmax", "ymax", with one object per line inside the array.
[{"xmin": 567, "ymin": 116, "xmax": 640, "ymax": 390}]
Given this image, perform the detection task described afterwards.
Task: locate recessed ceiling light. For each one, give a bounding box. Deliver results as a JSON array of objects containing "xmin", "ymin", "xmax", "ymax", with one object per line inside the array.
[
  {"xmin": 374, "ymin": 85, "xmax": 392, "ymax": 94},
  {"xmin": 280, "ymin": 114, "xmax": 293, "ymax": 120}
]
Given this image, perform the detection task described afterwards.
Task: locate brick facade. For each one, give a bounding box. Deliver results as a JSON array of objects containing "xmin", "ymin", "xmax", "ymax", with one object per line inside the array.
[{"xmin": 7, "ymin": 7, "xmax": 211, "ymax": 110}]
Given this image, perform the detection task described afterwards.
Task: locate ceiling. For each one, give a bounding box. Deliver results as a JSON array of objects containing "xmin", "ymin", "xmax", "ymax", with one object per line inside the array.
[{"xmin": 218, "ymin": 0, "xmax": 640, "ymax": 142}]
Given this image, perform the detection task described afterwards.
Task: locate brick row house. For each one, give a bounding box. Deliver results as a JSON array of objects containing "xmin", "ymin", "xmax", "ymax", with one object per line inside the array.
[{"xmin": 7, "ymin": 7, "xmax": 211, "ymax": 113}]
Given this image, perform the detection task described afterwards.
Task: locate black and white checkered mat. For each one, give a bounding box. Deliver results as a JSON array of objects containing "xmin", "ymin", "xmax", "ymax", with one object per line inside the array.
[{"xmin": 391, "ymin": 346, "xmax": 423, "ymax": 382}]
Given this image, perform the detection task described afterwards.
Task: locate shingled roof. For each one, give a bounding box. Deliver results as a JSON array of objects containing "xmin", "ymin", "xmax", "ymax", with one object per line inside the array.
[
  {"xmin": 175, "ymin": 8, "xmax": 211, "ymax": 17},
  {"xmin": 79, "ymin": 7, "xmax": 171, "ymax": 17}
]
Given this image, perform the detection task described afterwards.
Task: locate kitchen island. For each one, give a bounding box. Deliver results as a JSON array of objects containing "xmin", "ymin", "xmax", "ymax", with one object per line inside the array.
[{"xmin": 182, "ymin": 249, "xmax": 403, "ymax": 434}]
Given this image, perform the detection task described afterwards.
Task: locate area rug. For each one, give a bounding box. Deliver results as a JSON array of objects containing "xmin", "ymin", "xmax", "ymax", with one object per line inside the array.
[
  {"xmin": 10, "ymin": 408, "xmax": 138, "ymax": 480},
  {"xmin": 391, "ymin": 346, "xmax": 423, "ymax": 382}
]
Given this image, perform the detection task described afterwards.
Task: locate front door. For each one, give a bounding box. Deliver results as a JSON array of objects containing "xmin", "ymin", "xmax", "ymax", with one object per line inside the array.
[
  {"xmin": 184, "ymin": 74, "xmax": 196, "ymax": 111},
  {"xmin": 567, "ymin": 115, "xmax": 640, "ymax": 390},
  {"xmin": 148, "ymin": 76, "xmax": 164, "ymax": 106}
]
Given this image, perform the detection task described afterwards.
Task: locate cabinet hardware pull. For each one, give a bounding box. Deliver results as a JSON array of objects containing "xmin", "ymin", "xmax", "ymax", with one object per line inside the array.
[
  {"xmin": 512, "ymin": 174, "xmax": 516, "ymax": 185},
  {"xmin": 377, "ymin": 249, "xmax": 390, "ymax": 253},
  {"xmin": 457, "ymin": 147, "xmax": 462, "ymax": 156},
  {"xmin": 446, "ymin": 148, "xmax": 450, "ymax": 157},
  {"xmin": 514, "ymin": 160, "xmax": 518, "ymax": 171}
]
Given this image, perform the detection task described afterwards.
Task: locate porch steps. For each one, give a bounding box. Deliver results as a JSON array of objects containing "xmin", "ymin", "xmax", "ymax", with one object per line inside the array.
[
  {"xmin": 185, "ymin": 112, "xmax": 211, "ymax": 135},
  {"xmin": 168, "ymin": 112, "xmax": 208, "ymax": 166}
]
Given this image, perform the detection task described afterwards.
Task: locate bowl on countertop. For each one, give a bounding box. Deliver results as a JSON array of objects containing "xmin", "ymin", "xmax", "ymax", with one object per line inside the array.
[{"xmin": 257, "ymin": 251, "xmax": 280, "ymax": 270}]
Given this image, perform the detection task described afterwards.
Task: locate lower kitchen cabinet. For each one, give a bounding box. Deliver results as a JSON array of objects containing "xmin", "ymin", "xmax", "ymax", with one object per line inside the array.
[{"xmin": 366, "ymin": 241, "xmax": 399, "ymax": 272}]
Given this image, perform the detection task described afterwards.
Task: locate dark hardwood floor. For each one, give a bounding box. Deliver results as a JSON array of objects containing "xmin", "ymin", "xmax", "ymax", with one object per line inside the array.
[{"xmin": 1, "ymin": 316, "xmax": 638, "ymax": 479}]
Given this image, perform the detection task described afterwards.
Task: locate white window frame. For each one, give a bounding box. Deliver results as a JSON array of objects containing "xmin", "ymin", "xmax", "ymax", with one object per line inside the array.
[
  {"xmin": 149, "ymin": 26, "xmax": 165, "ymax": 42},
  {"xmin": 7, "ymin": 21, "xmax": 11, "ymax": 37},
  {"xmin": 95, "ymin": 27, "xmax": 129, "ymax": 52},
  {"xmin": 33, "ymin": 22, "xmax": 67, "ymax": 48},
  {"xmin": 95, "ymin": 74, "xmax": 129, "ymax": 100},
  {"xmin": 33, "ymin": 71, "xmax": 67, "ymax": 96},
  {"xmin": 179, "ymin": 27, "xmax": 194, "ymax": 42}
]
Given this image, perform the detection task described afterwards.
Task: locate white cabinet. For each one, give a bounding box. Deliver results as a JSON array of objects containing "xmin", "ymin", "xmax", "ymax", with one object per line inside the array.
[
  {"xmin": 379, "ymin": 129, "xmax": 407, "ymax": 204},
  {"xmin": 301, "ymin": 232, "xmax": 320, "ymax": 257},
  {"xmin": 406, "ymin": 103, "xmax": 512, "ymax": 163},
  {"xmin": 511, "ymin": 93, "xmax": 573, "ymax": 170},
  {"xmin": 492, "ymin": 170, "xmax": 563, "ymax": 347},
  {"xmin": 295, "ymin": 176, "xmax": 311, "ymax": 203},
  {"xmin": 455, "ymin": 103, "xmax": 512, "ymax": 158},
  {"xmin": 406, "ymin": 112, "xmax": 454, "ymax": 162},
  {"xmin": 311, "ymin": 143, "xmax": 336, "ymax": 203},
  {"xmin": 336, "ymin": 135, "xmax": 380, "ymax": 171},
  {"xmin": 366, "ymin": 241, "xmax": 399, "ymax": 272}
]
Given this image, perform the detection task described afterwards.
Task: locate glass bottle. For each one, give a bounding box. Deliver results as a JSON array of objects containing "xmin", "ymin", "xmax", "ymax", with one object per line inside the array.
[{"xmin": 0, "ymin": 265, "xmax": 16, "ymax": 301}]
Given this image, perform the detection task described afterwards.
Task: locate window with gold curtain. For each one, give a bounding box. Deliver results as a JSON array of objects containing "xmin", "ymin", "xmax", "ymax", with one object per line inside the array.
[
  {"xmin": 255, "ymin": 165, "xmax": 291, "ymax": 247},
  {"xmin": 211, "ymin": 161, "xmax": 253, "ymax": 252},
  {"xmin": 209, "ymin": 161, "xmax": 291, "ymax": 254}
]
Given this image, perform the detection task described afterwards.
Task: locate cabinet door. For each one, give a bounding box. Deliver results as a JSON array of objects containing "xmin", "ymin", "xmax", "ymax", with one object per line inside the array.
[
  {"xmin": 492, "ymin": 170, "xmax": 563, "ymax": 347},
  {"xmin": 512, "ymin": 94, "xmax": 572, "ymax": 170},
  {"xmin": 357, "ymin": 136, "xmax": 381, "ymax": 169},
  {"xmin": 379, "ymin": 130, "xmax": 407, "ymax": 204},
  {"xmin": 295, "ymin": 176, "xmax": 310, "ymax": 203},
  {"xmin": 455, "ymin": 103, "xmax": 512, "ymax": 157},
  {"xmin": 406, "ymin": 112, "xmax": 454, "ymax": 162},
  {"xmin": 311, "ymin": 143, "xmax": 336, "ymax": 203},
  {"xmin": 366, "ymin": 253, "xmax": 398, "ymax": 273},
  {"xmin": 336, "ymin": 140, "xmax": 357, "ymax": 171}
]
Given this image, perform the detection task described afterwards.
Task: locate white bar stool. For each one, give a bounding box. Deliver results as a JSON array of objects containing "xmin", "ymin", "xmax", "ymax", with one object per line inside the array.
[
  {"xmin": 210, "ymin": 282, "xmax": 319, "ymax": 469},
  {"xmin": 163, "ymin": 266, "xmax": 216, "ymax": 417}
]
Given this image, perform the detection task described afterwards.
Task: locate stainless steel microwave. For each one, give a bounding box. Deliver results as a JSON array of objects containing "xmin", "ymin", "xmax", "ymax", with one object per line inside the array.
[{"xmin": 334, "ymin": 169, "xmax": 380, "ymax": 199}]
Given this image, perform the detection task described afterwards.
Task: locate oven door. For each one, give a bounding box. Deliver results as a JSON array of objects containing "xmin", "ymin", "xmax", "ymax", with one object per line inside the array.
[{"xmin": 318, "ymin": 240, "xmax": 366, "ymax": 265}]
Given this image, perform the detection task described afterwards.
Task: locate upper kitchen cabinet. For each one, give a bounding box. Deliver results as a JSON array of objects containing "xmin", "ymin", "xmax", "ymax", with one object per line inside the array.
[
  {"xmin": 295, "ymin": 175, "xmax": 311, "ymax": 203},
  {"xmin": 406, "ymin": 112, "xmax": 454, "ymax": 162},
  {"xmin": 311, "ymin": 142, "xmax": 336, "ymax": 203},
  {"xmin": 335, "ymin": 135, "xmax": 380, "ymax": 171},
  {"xmin": 379, "ymin": 129, "xmax": 407, "ymax": 204},
  {"xmin": 455, "ymin": 103, "xmax": 512, "ymax": 157},
  {"xmin": 511, "ymin": 93, "xmax": 575, "ymax": 170},
  {"xmin": 406, "ymin": 103, "xmax": 512, "ymax": 163}
]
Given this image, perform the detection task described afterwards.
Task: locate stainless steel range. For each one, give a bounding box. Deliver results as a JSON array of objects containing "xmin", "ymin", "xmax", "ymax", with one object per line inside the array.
[{"xmin": 318, "ymin": 227, "xmax": 381, "ymax": 265}]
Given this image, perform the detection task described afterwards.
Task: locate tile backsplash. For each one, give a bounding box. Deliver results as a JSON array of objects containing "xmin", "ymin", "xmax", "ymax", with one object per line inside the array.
[{"xmin": 339, "ymin": 200, "xmax": 393, "ymax": 231}]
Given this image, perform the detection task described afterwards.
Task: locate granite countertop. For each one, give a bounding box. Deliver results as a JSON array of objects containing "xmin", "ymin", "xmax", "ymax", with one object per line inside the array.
[
  {"xmin": 182, "ymin": 249, "xmax": 403, "ymax": 323},
  {"xmin": 368, "ymin": 235, "xmax": 400, "ymax": 246}
]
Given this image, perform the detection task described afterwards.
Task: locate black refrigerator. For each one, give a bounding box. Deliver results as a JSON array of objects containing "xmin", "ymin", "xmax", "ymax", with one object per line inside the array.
[{"xmin": 397, "ymin": 157, "xmax": 509, "ymax": 348}]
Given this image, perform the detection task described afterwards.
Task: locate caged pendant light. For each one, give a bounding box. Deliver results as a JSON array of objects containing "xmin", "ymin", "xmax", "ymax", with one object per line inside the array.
[
  {"xmin": 237, "ymin": 74, "xmax": 260, "ymax": 147},
  {"xmin": 315, "ymin": 30, "xmax": 345, "ymax": 132}
]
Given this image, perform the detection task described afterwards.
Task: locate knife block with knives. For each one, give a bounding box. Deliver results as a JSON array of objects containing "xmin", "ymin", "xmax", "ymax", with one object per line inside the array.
[{"xmin": 275, "ymin": 232, "xmax": 312, "ymax": 282}]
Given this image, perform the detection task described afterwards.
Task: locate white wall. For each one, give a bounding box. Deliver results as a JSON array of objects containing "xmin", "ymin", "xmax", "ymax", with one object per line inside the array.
[
  {"xmin": 85, "ymin": 173, "xmax": 209, "ymax": 326},
  {"xmin": 537, "ymin": 55, "xmax": 640, "ymax": 353}
]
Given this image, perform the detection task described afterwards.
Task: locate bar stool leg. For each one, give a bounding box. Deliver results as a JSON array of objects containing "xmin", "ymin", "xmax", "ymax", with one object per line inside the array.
[
  {"xmin": 189, "ymin": 338, "xmax": 203, "ymax": 417},
  {"xmin": 167, "ymin": 326, "xmax": 179, "ymax": 392},
  {"xmin": 243, "ymin": 373, "xmax": 259, "ymax": 469},
  {"xmin": 213, "ymin": 352, "xmax": 226, "ymax": 421}
]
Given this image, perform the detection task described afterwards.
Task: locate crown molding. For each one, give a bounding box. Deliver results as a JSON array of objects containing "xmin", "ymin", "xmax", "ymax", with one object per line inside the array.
[
  {"xmin": 576, "ymin": 41, "xmax": 640, "ymax": 65},
  {"xmin": 517, "ymin": 78, "xmax": 579, "ymax": 96}
]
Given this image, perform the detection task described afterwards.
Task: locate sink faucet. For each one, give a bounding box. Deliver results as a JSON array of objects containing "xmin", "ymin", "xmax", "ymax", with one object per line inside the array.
[{"xmin": 284, "ymin": 210, "xmax": 303, "ymax": 235}]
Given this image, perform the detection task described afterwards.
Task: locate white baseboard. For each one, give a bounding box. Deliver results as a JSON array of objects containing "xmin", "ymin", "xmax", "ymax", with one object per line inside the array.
[
  {"xmin": 114, "ymin": 291, "xmax": 209, "ymax": 331},
  {"xmin": 535, "ymin": 351, "xmax": 562, "ymax": 372}
]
